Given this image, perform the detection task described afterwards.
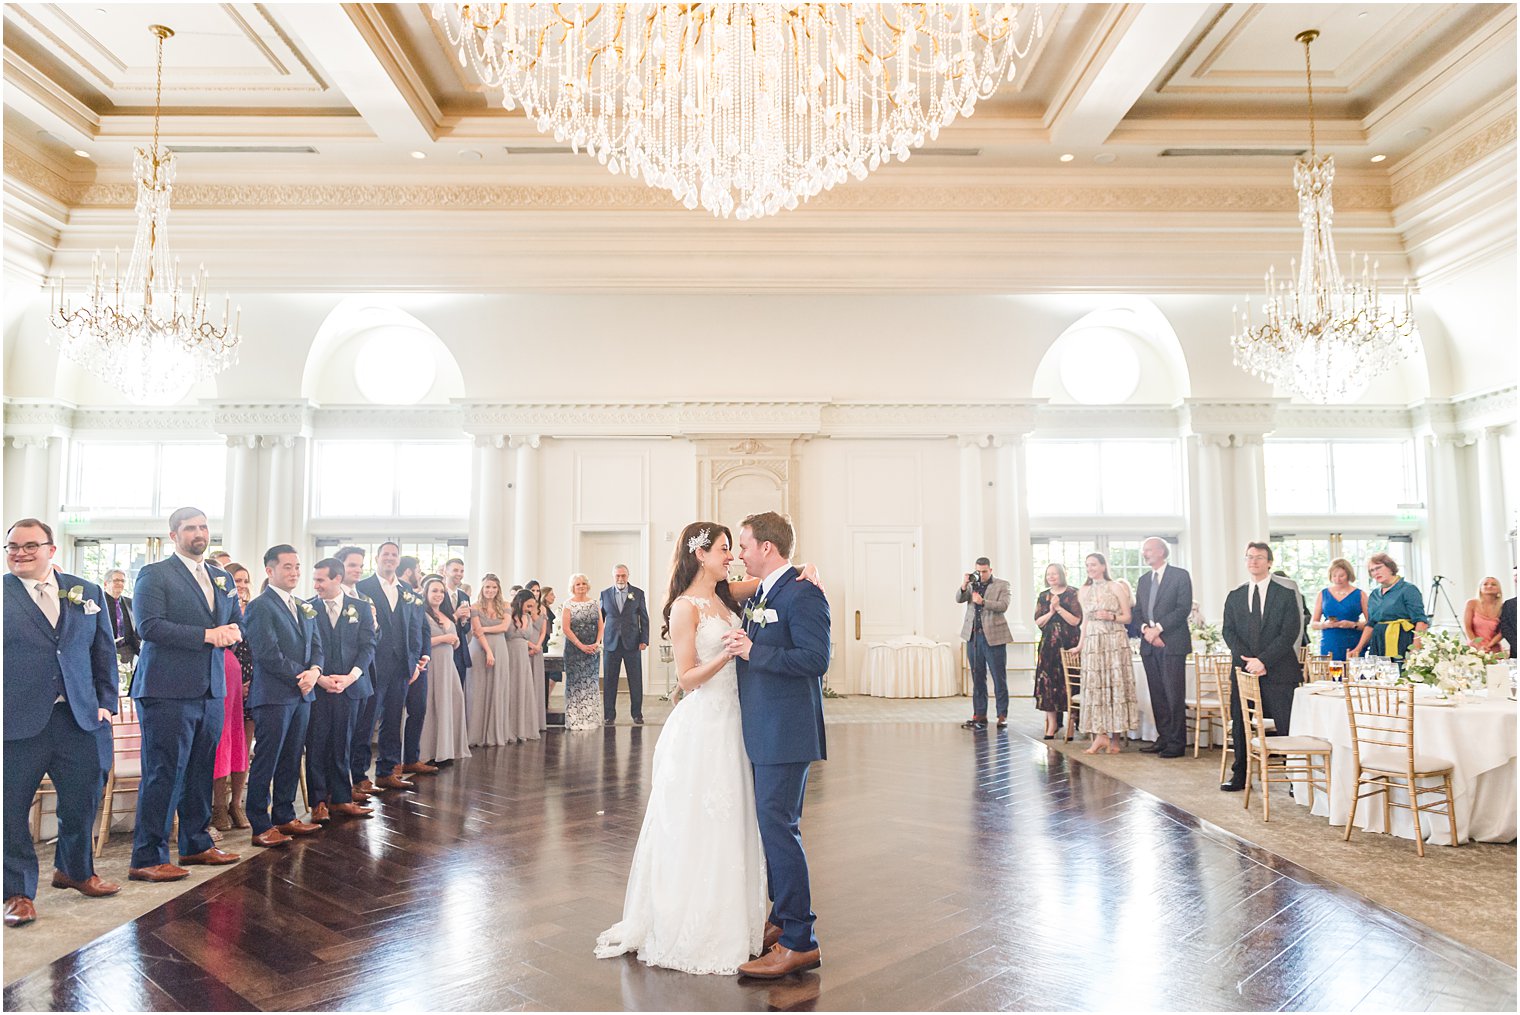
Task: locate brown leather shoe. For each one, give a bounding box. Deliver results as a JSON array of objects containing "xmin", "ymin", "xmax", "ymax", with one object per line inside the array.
[
  {"xmin": 250, "ymin": 828, "xmax": 292, "ymax": 848},
  {"xmin": 4, "ymin": 896, "xmax": 36, "ymax": 926},
  {"xmin": 179, "ymin": 848, "xmax": 240, "ymax": 866},
  {"xmin": 276, "ymin": 819, "xmax": 321, "ymax": 836},
  {"xmin": 128, "ymin": 864, "xmax": 190, "ymax": 882},
  {"xmin": 331, "ymin": 802, "xmax": 374, "ymax": 817},
  {"xmin": 309, "ymin": 802, "xmax": 331, "ymax": 824},
  {"xmin": 401, "ymin": 761, "xmax": 440, "ymax": 775},
  {"xmin": 50, "ymin": 872, "xmax": 122, "ymax": 897},
  {"xmin": 737, "ymin": 945, "xmax": 821, "ymax": 980},
  {"xmin": 376, "ymin": 774, "xmax": 414, "ymax": 791},
  {"xmin": 354, "ymin": 779, "xmax": 378, "ymax": 795},
  {"xmin": 762, "ymin": 922, "xmax": 783, "ymax": 952},
  {"xmin": 351, "ymin": 785, "xmax": 372, "ymax": 802}
]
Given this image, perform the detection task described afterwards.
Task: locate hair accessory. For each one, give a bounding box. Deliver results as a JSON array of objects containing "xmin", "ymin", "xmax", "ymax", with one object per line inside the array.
[{"xmin": 687, "ymin": 528, "xmax": 712, "ymax": 554}]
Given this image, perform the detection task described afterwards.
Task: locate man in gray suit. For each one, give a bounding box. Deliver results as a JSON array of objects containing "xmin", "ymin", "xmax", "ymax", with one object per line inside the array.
[{"xmin": 957, "ymin": 557, "xmax": 1012, "ymax": 731}]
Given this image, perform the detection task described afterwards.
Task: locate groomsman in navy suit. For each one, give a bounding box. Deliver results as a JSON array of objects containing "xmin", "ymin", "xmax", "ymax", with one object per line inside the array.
[
  {"xmin": 129, "ymin": 507, "xmax": 243, "ymax": 881},
  {"xmin": 440, "ymin": 558, "xmax": 472, "ymax": 688},
  {"xmin": 335, "ymin": 546, "xmax": 380, "ymax": 799},
  {"xmin": 727, "ymin": 512, "xmax": 829, "ymax": 980},
  {"xmin": 3, "ymin": 520, "xmax": 120, "ymax": 927},
  {"xmin": 396, "ymin": 555, "xmax": 436, "ymax": 776},
  {"xmin": 244, "ymin": 545, "xmax": 324, "ymax": 846},
  {"xmin": 600, "ymin": 565, "xmax": 650, "ymax": 725},
  {"xmin": 1135, "ymin": 537, "xmax": 1194, "ymax": 759},
  {"xmin": 355, "ymin": 543, "xmax": 427, "ymax": 791},
  {"xmin": 306, "ymin": 558, "xmax": 376, "ymax": 823}
]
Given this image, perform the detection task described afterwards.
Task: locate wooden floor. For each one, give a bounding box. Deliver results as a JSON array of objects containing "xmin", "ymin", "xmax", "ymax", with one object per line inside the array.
[{"xmin": 5, "ymin": 722, "xmax": 1515, "ymax": 1012}]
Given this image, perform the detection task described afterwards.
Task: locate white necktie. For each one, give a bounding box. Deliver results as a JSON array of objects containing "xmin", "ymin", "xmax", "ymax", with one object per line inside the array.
[
  {"xmin": 194, "ymin": 562, "xmax": 215, "ymax": 611},
  {"xmin": 34, "ymin": 580, "xmax": 60, "ymax": 626}
]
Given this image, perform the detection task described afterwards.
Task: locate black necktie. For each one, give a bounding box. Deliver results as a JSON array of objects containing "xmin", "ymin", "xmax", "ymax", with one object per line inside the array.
[{"xmin": 1249, "ymin": 583, "xmax": 1263, "ymax": 644}]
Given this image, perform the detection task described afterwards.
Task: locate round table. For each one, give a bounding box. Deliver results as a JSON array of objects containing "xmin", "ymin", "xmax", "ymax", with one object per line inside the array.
[
  {"xmin": 1289, "ymin": 685, "xmax": 1518, "ymax": 845},
  {"xmin": 1129, "ymin": 655, "xmax": 1199, "ymax": 743},
  {"xmin": 864, "ymin": 640, "xmax": 959, "ymax": 698}
]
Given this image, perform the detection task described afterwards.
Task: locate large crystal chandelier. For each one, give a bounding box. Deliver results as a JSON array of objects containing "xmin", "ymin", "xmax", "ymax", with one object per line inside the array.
[
  {"xmin": 433, "ymin": 3, "xmax": 1043, "ymax": 219},
  {"xmin": 49, "ymin": 25, "xmax": 240, "ymax": 403},
  {"xmin": 1230, "ymin": 29, "xmax": 1419, "ymax": 405}
]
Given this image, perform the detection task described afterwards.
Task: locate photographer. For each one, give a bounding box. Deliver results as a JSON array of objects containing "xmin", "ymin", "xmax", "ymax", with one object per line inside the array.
[{"xmin": 957, "ymin": 557, "xmax": 1012, "ymax": 730}]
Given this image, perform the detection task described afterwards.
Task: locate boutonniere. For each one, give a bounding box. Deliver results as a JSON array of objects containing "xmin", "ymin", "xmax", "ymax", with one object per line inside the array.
[
  {"xmin": 298, "ymin": 601, "xmax": 318, "ymax": 620},
  {"xmin": 402, "ymin": 590, "xmax": 419, "ymax": 606},
  {"xmin": 344, "ymin": 605, "xmax": 359, "ymax": 624},
  {"xmin": 213, "ymin": 575, "xmax": 228, "ymax": 591},
  {"xmin": 627, "ymin": 592, "xmax": 636, "ymax": 601},
  {"xmin": 61, "ymin": 585, "xmax": 85, "ymax": 606},
  {"xmin": 745, "ymin": 597, "xmax": 778, "ymax": 628}
]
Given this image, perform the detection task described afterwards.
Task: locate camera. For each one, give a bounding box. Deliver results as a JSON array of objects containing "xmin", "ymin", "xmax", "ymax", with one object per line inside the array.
[{"xmin": 966, "ymin": 571, "xmax": 988, "ymax": 597}]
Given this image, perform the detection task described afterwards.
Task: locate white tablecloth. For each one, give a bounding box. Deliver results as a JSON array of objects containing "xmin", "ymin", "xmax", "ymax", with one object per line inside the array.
[
  {"xmin": 1129, "ymin": 656, "xmax": 1199, "ymax": 743},
  {"xmin": 864, "ymin": 640, "xmax": 959, "ymax": 698},
  {"xmin": 1290, "ymin": 686, "xmax": 1518, "ymax": 845}
]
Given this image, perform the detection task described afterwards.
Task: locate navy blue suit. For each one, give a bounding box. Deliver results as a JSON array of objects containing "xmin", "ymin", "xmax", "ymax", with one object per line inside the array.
[
  {"xmin": 245, "ymin": 587, "xmax": 323, "ymax": 834},
  {"xmin": 1135, "ymin": 564, "xmax": 1194, "ymax": 755},
  {"xmin": 600, "ymin": 584, "xmax": 650, "ymax": 721},
  {"xmin": 353, "ymin": 575, "xmax": 425, "ymax": 780},
  {"xmin": 400, "ymin": 583, "xmax": 430, "ymax": 765},
  {"xmin": 306, "ymin": 595, "xmax": 376, "ymax": 807},
  {"xmin": 3, "ymin": 572, "xmax": 117, "ymax": 900},
  {"xmin": 737, "ymin": 567, "xmax": 830, "ymax": 953},
  {"xmin": 130, "ymin": 556, "xmax": 240, "ymax": 867}
]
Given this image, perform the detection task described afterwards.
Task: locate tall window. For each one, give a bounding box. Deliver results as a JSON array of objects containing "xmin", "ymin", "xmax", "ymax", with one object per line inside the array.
[
  {"xmin": 311, "ymin": 441, "xmax": 471, "ymax": 518},
  {"xmin": 1026, "ymin": 439, "xmax": 1181, "ymax": 517},
  {"xmin": 69, "ymin": 442, "xmax": 227, "ymax": 518},
  {"xmin": 1032, "ymin": 536, "xmax": 1176, "ymax": 598},
  {"xmin": 1265, "ymin": 439, "xmax": 1416, "ymax": 516}
]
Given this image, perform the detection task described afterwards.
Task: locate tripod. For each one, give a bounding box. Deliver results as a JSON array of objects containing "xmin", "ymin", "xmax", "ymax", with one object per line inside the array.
[{"xmin": 1427, "ymin": 575, "xmax": 1463, "ymax": 629}]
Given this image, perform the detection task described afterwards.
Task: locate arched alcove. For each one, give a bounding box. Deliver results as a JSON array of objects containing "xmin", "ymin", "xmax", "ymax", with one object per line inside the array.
[
  {"xmin": 1032, "ymin": 299, "xmax": 1192, "ymax": 405},
  {"xmin": 301, "ymin": 298, "xmax": 466, "ymax": 405}
]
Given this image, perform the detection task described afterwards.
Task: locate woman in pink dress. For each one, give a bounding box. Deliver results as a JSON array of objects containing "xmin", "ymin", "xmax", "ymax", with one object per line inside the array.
[
  {"xmin": 211, "ymin": 563, "xmax": 253, "ymax": 835},
  {"xmin": 1464, "ymin": 576, "xmax": 1505, "ymax": 653}
]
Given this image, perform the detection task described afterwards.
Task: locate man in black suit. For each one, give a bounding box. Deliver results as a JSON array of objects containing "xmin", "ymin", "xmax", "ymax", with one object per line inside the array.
[
  {"xmin": 1501, "ymin": 568, "xmax": 1516, "ymax": 659},
  {"xmin": 103, "ymin": 569, "xmax": 140, "ymax": 665},
  {"xmin": 600, "ymin": 564, "xmax": 650, "ymax": 725},
  {"xmin": 439, "ymin": 558, "xmax": 472, "ymax": 687},
  {"xmin": 1220, "ymin": 542, "xmax": 1303, "ymax": 792},
  {"xmin": 1134, "ymin": 537, "xmax": 1193, "ymax": 758}
]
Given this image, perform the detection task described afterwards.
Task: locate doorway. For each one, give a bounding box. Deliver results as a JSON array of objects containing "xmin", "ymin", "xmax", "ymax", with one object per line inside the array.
[{"xmin": 845, "ymin": 527, "xmax": 922, "ymax": 692}]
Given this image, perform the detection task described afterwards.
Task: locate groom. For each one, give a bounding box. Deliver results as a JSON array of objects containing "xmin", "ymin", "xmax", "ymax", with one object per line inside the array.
[{"xmin": 725, "ymin": 511, "xmax": 829, "ymax": 979}]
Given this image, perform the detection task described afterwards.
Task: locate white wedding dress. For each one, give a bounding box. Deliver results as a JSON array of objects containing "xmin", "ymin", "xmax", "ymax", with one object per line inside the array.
[{"xmin": 594, "ymin": 597, "xmax": 768, "ymax": 974}]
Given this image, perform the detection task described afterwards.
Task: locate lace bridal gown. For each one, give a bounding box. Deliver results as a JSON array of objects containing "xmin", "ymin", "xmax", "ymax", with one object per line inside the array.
[{"xmin": 595, "ymin": 597, "xmax": 768, "ymax": 974}]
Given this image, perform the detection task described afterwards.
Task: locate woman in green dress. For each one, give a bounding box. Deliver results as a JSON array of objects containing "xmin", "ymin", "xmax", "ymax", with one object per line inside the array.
[{"xmin": 1351, "ymin": 552, "xmax": 1428, "ymax": 662}]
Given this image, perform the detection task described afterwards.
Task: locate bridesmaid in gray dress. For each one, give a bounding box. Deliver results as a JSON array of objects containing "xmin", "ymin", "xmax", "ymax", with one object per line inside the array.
[
  {"xmin": 561, "ymin": 574, "xmax": 604, "ymax": 731},
  {"xmin": 419, "ymin": 577, "xmax": 471, "ymax": 764},
  {"xmin": 468, "ymin": 575, "xmax": 513, "ymax": 747},
  {"xmin": 506, "ymin": 589, "xmax": 541, "ymax": 742},
  {"xmin": 528, "ymin": 610, "xmax": 548, "ymax": 732}
]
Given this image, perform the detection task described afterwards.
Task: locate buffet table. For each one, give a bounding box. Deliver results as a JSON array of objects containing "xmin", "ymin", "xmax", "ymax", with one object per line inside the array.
[
  {"xmin": 1289, "ymin": 684, "xmax": 1518, "ymax": 845},
  {"xmin": 864, "ymin": 638, "xmax": 959, "ymax": 698}
]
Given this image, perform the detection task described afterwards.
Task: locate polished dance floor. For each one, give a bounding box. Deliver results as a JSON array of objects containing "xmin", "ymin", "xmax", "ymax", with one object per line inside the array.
[{"xmin": 5, "ymin": 723, "xmax": 1515, "ymax": 1012}]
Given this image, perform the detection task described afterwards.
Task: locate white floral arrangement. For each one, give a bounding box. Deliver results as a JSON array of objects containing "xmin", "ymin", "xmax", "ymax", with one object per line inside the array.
[
  {"xmin": 1401, "ymin": 629, "xmax": 1498, "ymax": 695},
  {"xmin": 117, "ymin": 659, "xmax": 134, "ymax": 696},
  {"xmin": 1189, "ymin": 620, "xmax": 1224, "ymax": 654}
]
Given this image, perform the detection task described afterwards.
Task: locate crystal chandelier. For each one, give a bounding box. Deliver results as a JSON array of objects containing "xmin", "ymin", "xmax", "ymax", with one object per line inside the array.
[
  {"xmin": 433, "ymin": 3, "xmax": 1043, "ymax": 219},
  {"xmin": 48, "ymin": 25, "xmax": 240, "ymax": 403},
  {"xmin": 1230, "ymin": 29, "xmax": 1419, "ymax": 405}
]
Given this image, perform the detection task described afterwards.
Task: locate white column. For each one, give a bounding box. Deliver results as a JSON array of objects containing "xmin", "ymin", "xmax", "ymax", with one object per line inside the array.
[
  {"xmin": 1234, "ymin": 434, "xmax": 1270, "ymax": 544},
  {"xmin": 958, "ymin": 435, "xmax": 988, "ymax": 569},
  {"xmin": 1187, "ymin": 434, "xmax": 1234, "ymax": 619},
  {"xmin": 1423, "ymin": 433, "xmax": 1468, "ymax": 608},
  {"xmin": 469, "ymin": 434, "xmax": 509, "ymax": 577},
  {"xmin": 223, "ymin": 436, "xmax": 262, "ymax": 568},
  {"xmin": 262, "ymin": 435, "xmax": 297, "ymax": 548},
  {"xmin": 1477, "ymin": 426, "xmax": 1513, "ymax": 575},
  {"xmin": 993, "ymin": 434, "xmax": 1033, "ymax": 639},
  {"xmin": 5, "ymin": 437, "xmax": 52, "ymax": 526},
  {"xmin": 511, "ymin": 434, "xmax": 541, "ymax": 584}
]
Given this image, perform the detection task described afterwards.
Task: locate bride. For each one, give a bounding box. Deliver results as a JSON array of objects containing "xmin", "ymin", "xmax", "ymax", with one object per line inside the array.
[{"xmin": 594, "ymin": 521, "xmax": 792, "ymax": 975}]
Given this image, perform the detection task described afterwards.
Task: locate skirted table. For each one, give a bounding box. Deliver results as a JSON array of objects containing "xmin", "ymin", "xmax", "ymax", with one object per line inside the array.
[{"xmin": 864, "ymin": 638, "xmax": 959, "ymax": 698}]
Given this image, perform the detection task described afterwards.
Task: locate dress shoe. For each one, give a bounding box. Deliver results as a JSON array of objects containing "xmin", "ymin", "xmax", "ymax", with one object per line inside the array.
[
  {"xmin": 178, "ymin": 848, "xmax": 240, "ymax": 866},
  {"xmin": 309, "ymin": 802, "xmax": 331, "ymax": 824},
  {"xmin": 995, "ymin": 716, "xmax": 1008, "ymax": 729},
  {"xmin": 250, "ymin": 828, "xmax": 292, "ymax": 848},
  {"xmin": 50, "ymin": 872, "xmax": 120, "ymax": 897},
  {"xmin": 376, "ymin": 774, "xmax": 414, "ymax": 791},
  {"xmin": 354, "ymin": 779, "xmax": 379, "ymax": 795},
  {"xmin": 960, "ymin": 716, "xmax": 987, "ymax": 731},
  {"xmin": 401, "ymin": 761, "xmax": 439, "ymax": 775},
  {"xmin": 633, "ymin": 717, "xmax": 644, "ymax": 726},
  {"xmin": 331, "ymin": 802, "xmax": 374, "ymax": 818},
  {"xmin": 1220, "ymin": 781, "xmax": 1246, "ymax": 793},
  {"xmin": 4, "ymin": 896, "xmax": 36, "ymax": 927},
  {"xmin": 738, "ymin": 945, "xmax": 822, "ymax": 979},
  {"xmin": 276, "ymin": 819, "xmax": 321, "ymax": 837},
  {"xmin": 1138, "ymin": 744, "xmax": 1163, "ymax": 754},
  {"xmin": 351, "ymin": 786, "xmax": 372, "ymax": 802},
  {"xmin": 604, "ymin": 717, "xmax": 616, "ymax": 726},
  {"xmin": 128, "ymin": 864, "xmax": 190, "ymax": 882},
  {"xmin": 762, "ymin": 922, "xmax": 783, "ymax": 952},
  {"xmin": 1158, "ymin": 750, "xmax": 1185, "ymax": 759}
]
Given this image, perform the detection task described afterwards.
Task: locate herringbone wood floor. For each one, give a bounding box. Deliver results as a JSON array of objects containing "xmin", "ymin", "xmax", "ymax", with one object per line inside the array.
[{"xmin": 5, "ymin": 722, "xmax": 1515, "ymax": 1011}]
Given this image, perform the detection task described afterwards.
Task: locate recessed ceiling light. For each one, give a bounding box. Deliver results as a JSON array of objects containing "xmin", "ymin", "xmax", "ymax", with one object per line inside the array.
[
  {"xmin": 1404, "ymin": 127, "xmax": 1431, "ymax": 142},
  {"xmin": 458, "ymin": 149, "xmax": 483, "ymax": 161},
  {"xmin": 1369, "ymin": 153, "xmax": 1387, "ymax": 163},
  {"xmin": 1093, "ymin": 153, "xmax": 1117, "ymax": 165},
  {"xmin": 73, "ymin": 149, "xmax": 91, "ymax": 158},
  {"xmin": 410, "ymin": 150, "xmax": 426, "ymax": 160},
  {"xmin": 1059, "ymin": 153, "xmax": 1075, "ymax": 163}
]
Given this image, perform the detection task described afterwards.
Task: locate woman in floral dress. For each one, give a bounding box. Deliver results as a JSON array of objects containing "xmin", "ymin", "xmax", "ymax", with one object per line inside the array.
[
  {"xmin": 1033, "ymin": 563, "xmax": 1082, "ymax": 739},
  {"xmin": 1077, "ymin": 552, "xmax": 1137, "ymax": 754},
  {"xmin": 560, "ymin": 574, "xmax": 604, "ymax": 731}
]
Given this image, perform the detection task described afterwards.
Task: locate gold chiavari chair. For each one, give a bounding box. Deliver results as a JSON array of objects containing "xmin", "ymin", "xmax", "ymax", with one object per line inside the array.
[
  {"xmin": 1303, "ymin": 655, "xmax": 1335, "ymax": 682},
  {"xmin": 96, "ymin": 699, "xmax": 144, "ymax": 856},
  {"xmin": 1060, "ymin": 648, "xmax": 1082, "ymax": 743},
  {"xmin": 1186, "ymin": 654, "xmax": 1230, "ymax": 758},
  {"xmin": 1237, "ymin": 669, "xmax": 1332, "ymax": 822},
  {"xmin": 1295, "ymin": 644, "xmax": 1309, "ymax": 665},
  {"xmin": 1342, "ymin": 682, "xmax": 1458, "ymax": 857}
]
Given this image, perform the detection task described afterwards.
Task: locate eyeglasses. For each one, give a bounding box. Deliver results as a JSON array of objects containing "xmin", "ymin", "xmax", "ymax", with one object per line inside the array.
[{"xmin": 4, "ymin": 542, "xmax": 53, "ymax": 555}]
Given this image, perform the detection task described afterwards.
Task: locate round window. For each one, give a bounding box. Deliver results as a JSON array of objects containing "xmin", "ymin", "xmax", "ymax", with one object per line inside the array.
[
  {"xmin": 1058, "ymin": 326, "xmax": 1141, "ymax": 404},
  {"xmin": 352, "ymin": 325, "xmax": 437, "ymax": 404}
]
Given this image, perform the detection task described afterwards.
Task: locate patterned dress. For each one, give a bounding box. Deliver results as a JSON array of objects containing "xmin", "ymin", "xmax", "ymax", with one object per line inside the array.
[
  {"xmin": 562, "ymin": 600, "xmax": 603, "ymax": 731},
  {"xmin": 1034, "ymin": 587, "xmax": 1082, "ymax": 714},
  {"xmin": 1078, "ymin": 580, "xmax": 1139, "ymax": 736}
]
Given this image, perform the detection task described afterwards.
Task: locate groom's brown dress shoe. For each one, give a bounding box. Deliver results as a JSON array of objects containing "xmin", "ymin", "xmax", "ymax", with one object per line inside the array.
[
  {"xmin": 4, "ymin": 896, "xmax": 36, "ymax": 926},
  {"xmin": 738, "ymin": 945, "xmax": 822, "ymax": 979},
  {"xmin": 762, "ymin": 922, "xmax": 783, "ymax": 952}
]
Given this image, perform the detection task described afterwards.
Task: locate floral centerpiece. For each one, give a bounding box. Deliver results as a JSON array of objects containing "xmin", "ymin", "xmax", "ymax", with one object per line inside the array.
[
  {"xmin": 1400, "ymin": 629, "xmax": 1498, "ymax": 696},
  {"xmin": 117, "ymin": 659, "xmax": 135, "ymax": 697},
  {"xmin": 1189, "ymin": 620, "xmax": 1224, "ymax": 654}
]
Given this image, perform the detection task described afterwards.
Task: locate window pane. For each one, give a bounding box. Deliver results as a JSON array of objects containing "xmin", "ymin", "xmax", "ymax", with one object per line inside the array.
[
  {"xmin": 397, "ymin": 443, "xmax": 471, "ymax": 516},
  {"xmin": 1105, "ymin": 538, "xmax": 1149, "ymax": 592},
  {"xmin": 1331, "ymin": 443, "xmax": 1408, "ymax": 514},
  {"xmin": 1027, "ymin": 442, "xmax": 1100, "ymax": 515},
  {"xmin": 76, "ymin": 444, "xmax": 154, "ymax": 513},
  {"xmin": 1100, "ymin": 441, "xmax": 1176, "ymax": 515},
  {"xmin": 160, "ymin": 444, "xmax": 226, "ymax": 517},
  {"xmin": 1265, "ymin": 442, "xmax": 1331, "ymax": 515},
  {"xmin": 1031, "ymin": 538, "xmax": 1096, "ymax": 598},
  {"xmin": 73, "ymin": 540, "xmax": 153, "ymax": 589},
  {"xmin": 315, "ymin": 442, "xmax": 395, "ymax": 516}
]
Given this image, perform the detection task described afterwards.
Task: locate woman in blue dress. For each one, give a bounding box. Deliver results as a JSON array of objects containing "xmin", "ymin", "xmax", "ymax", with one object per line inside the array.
[
  {"xmin": 1352, "ymin": 552, "xmax": 1428, "ymax": 661},
  {"xmin": 1310, "ymin": 557, "xmax": 1368, "ymax": 660}
]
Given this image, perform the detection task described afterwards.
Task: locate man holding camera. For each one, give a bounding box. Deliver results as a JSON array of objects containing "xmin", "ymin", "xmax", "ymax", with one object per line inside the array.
[{"xmin": 957, "ymin": 557, "xmax": 1012, "ymax": 731}]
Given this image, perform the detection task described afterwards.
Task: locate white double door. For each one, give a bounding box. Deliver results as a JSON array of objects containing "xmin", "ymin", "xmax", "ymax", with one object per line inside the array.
[{"xmin": 843, "ymin": 527, "xmax": 922, "ymax": 692}]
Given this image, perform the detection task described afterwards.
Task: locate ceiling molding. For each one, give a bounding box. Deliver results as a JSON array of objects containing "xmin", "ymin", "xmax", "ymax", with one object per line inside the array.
[{"xmin": 1390, "ymin": 102, "xmax": 1517, "ymax": 210}]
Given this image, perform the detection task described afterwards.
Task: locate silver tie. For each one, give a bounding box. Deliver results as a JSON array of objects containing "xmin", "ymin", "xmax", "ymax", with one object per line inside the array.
[
  {"xmin": 34, "ymin": 580, "xmax": 60, "ymax": 626},
  {"xmin": 194, "ymin": 562, "xmax": 215, "ymax": 611}
]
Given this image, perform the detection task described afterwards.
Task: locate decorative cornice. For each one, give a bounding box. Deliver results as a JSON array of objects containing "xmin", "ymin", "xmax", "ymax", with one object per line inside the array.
[
  {"xmin": 825, "ymin": 401, "xmax": 1041, "ymax": 438},
  {"xmin": 3, "ymin": 398, "xmax": 75, "ymax": 437},
  {"xmin": 1034, "ymin": 404, "xmax": 1179, "ymax": 435},
  {"xmin": 1273, "ymin": 404, "xmax": 1417, "ymax": 435},
  {"xmin": 308, "ymin": 405, "xmax": 462, "ymax": 434},
  {"xmin": 2, "ymin": 144, "xmax": 79, "ymax": 206},
  {"xmin": 1180, "ymin": 399, "xmax": 1284, "ymax": 438},
  {"xmin": 1450, "ymin": 385, "xmax": 1518, "ymax": 434},
  {"xmin": 1391, "ymin": 109, "xmax": 1517, "ymax": 209},
  {"xmin": 210, "ymin": 401, "xmax": 313, "ymax": 438},
  {"xmin": 71, "ymin": 407, "xmax": 216, "ymax": 434}
]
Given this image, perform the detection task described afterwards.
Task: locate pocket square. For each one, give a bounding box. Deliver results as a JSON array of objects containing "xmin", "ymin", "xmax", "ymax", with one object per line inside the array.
[{"xmin": 82, "ymin": 600, "xmax": 101, "ymax": 615}]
